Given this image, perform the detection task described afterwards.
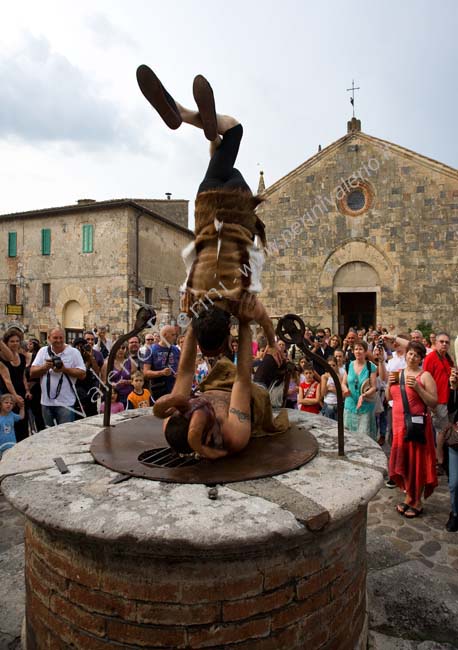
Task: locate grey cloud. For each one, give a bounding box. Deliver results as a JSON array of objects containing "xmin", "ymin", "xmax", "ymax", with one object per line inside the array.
[{"xmin": 0, "ymin": 34, "xmax": 144, "ymax": 152}]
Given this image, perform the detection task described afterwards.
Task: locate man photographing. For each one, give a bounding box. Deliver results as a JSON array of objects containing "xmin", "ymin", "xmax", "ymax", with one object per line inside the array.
[{"xmin": 30, "ymin": 328, "xmax": 86, "ymax": 426}]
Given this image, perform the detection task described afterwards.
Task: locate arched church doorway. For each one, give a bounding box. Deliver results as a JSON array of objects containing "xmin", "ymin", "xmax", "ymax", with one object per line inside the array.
[
  {"xmin": 62, "ymin": 300, "xmax": 84, "ymax": 343},
  {"xmin": 333, "ymin": 262, "xmax": 380, "ymax": 336}
]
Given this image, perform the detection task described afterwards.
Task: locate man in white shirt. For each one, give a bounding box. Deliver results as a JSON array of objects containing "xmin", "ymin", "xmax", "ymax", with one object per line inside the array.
[{"xmin": 31, "ymin": 328, "xmax": 86, "ymax": 427}]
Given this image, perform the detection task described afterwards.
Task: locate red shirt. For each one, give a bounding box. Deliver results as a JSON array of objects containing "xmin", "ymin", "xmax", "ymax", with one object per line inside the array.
[
  {"xmin": 423, "ymin": 351, "xmax": 453, "ymax": 404},
  {"xmin": 299, "ymin": 381, "xmax": 320, "ymax": 413}
]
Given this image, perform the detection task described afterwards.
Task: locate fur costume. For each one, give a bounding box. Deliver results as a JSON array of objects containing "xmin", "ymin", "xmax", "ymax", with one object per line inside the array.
[{"xmin": 181, "ymin": 189, "xmax": 267, "ymax": 315}]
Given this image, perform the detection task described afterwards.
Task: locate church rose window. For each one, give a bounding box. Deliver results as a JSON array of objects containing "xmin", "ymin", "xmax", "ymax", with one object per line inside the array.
[
  {"xmin": 337, "ymin": 179, "xmax": 374, "ymax": 216},
  {"xmin": 346, "ymin": 189, "xmax": 365, "ymax": 211}
]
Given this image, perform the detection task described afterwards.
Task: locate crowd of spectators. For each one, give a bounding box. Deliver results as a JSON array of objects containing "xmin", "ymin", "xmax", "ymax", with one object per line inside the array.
[{"xmin": 0, "ymin": 320, "xmax": 457, "ymax": 533}]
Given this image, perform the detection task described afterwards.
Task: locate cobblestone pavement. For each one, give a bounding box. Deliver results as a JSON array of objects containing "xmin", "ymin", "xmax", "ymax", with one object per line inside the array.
[
  {"xmin": 368, "ymin": 475, "xmax": 458, "ymax": 573},
  {"xmin": 0, "ymin": 475, "xmax": 456, "ymax": 649}
]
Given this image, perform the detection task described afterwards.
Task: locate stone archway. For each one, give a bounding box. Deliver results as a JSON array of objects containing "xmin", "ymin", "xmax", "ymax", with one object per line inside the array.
[
  {"xmin": 333, "ymin": 262, "xmax": 380, "ymax": 335},
  {"xmin": 62, "ymin": 301, "xmax": 84, "ymax": 330},
  {"xmin": 55, "ymin": 285, "xmax": 90, "ymax": 326},
  {"xmin": 319, "ymin": 240, "xmax": 396, "ymax": 334}
]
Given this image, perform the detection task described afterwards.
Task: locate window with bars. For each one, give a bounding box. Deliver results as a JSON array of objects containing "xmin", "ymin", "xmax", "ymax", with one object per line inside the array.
[
  {"xmin": 82, "ymin": 224, "xmax": 94, "ymax": 253},
  {"xmin": 8, "ymin": 232, "xmax": 17, "ymax": 257},
  {"xmin": 43, "ymin": 283, "xmax": 51, "ymax": 307},
  {"xmin": 41, "ymin": 228, "xmax": 51, "ymax": 255}
]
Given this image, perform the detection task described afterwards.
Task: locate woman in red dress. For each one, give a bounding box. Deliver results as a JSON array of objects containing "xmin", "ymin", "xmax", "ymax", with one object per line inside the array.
[{"xmin": 387, "ymin": 341, "xmax": 438, "ymax": 518}]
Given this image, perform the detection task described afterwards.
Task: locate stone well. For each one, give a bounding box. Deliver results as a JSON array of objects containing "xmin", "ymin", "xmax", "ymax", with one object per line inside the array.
[{"xmin": 0, "ymin": 409, "xmax": 386, "ymax": 650}]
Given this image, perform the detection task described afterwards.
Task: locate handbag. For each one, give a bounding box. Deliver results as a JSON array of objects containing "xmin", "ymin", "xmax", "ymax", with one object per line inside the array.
[
  {"xmin": 150, "ymin": 347, "xmax": 172, "ymax": 400},
  {"xmin": 443, "ymin": 423, "xmax": 458, "ymax": 449},
  {"xmin": 399, "ymin": 370, "xmax": 426, "ymax": 444}
]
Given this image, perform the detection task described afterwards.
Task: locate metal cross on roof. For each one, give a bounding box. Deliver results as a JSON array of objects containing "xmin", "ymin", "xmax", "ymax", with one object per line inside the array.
[{"xmin": 346, "ymin": 80, "xmax": 360, "ymax": 118}]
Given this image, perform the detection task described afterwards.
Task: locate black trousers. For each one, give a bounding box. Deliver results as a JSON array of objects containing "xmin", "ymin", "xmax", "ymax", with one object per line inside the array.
[{"xmin": 198, "ymin": 124, "xmax": 251, "ymax": 194}]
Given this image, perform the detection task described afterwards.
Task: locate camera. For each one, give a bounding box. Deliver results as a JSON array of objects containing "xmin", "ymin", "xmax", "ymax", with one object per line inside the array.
[
  {"xmin": 376, "ymin": 340, "xmax": 384, "ymax": 350},
  {"xmin": 47, "ymin": 353, "xmax": 63, "ymax": 370}
]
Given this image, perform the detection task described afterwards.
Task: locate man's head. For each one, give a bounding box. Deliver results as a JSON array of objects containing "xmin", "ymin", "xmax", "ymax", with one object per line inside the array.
[
  {"xmin": 164, "ymin": 414, "xmax": 193, "ymax": 454},
  {"xmin": 410, "ymin": 329, "xmax": 423, "ymax": 343},
  {"xmin": 48, "ymin": 327, "xmax": 65, "ymax": 353},
  {"xmin": 160, "ymin": 326, "xmax": 178, "ymax": 347},
  {"xmin": 435, "ymin": 331, "xmax": 451, "ymax": 357},
  {"xmin": 128, "ymin": 336, "xmax": 140, "ymax": 355},
  {"xmin": 345, "ymin": 330, "xmax": 357, "ymax": 347},
  {"xmin": 83, "ymin": 331, "xmax": 96, "ymax": 347},
  {"xmin": 191, "ymin": 306, "xmax": 231, "ymax": 356},
  {"xmin": 144, "ymin": 333, "xmax": 155, "ymax": 347},
  {"xmin": 315, "ymin": 329, "xmax": 327, "ymax": 347},
  {"xmin": 164, "ymin": 399, "xmax": 219, "ymax": 456}
]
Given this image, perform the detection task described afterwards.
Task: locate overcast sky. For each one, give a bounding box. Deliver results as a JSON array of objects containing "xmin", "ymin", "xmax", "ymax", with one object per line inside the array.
[{"xmin": 1, "ymin": 0, "xmax": 457, "ymax": 220}]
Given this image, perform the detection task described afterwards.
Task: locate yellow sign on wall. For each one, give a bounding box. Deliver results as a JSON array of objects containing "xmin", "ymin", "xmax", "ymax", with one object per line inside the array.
[{"xmin": 5, "ymin": 304, "xmax": 24, "ymax": 316}]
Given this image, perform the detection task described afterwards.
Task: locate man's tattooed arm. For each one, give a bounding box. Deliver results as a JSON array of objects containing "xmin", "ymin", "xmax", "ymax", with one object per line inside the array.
[{"xmin": 229, "ymin": 407, "xmax": 250, "ymax": 422}]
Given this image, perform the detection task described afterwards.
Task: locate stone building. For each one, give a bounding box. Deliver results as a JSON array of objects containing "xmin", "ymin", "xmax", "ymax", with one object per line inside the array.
[
  {"xmin": 0, "ymin": 198, "xmax": 192, "ymax": 341},
  {"xmin": 258, "ymin": 117, "xmax": 458, "ymax": 335}
]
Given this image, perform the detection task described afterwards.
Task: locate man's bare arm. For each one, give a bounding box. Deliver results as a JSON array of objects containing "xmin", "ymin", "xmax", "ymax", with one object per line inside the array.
[
  {"xmin": 170, "ymin": 327, "xmax": 197, "ymax": 397},
  {"xmin": 224, "ymin": 320, "xmax": 252, "ymax": 453}
]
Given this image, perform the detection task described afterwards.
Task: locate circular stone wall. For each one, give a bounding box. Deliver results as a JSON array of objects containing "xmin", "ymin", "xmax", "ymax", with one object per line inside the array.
[{"xmin": 0, "ymin": 409, "xmax": 386, "ymax": 650}]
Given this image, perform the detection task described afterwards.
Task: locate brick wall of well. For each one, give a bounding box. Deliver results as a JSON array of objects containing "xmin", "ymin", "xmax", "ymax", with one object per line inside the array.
[{"xmin": 24, "ymin": 508, "xmax": 367, "ymax": 650}]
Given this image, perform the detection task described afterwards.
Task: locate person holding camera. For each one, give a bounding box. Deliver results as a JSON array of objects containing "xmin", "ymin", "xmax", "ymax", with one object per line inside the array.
[
  {"xmin": 30, "ymin": 328, "xmax": 86, "ymax": 427},
  {"xmin": 312, "ymin": 329, "xmax": 334, "ymax": 376},
  {"xmin": 72, "ymin": 338, "xmax": 101, "ymax": 418}
]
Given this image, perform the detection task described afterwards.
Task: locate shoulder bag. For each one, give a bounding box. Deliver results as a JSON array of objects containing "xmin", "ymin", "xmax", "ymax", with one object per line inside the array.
[{"xmin": 399, "ymin": 370, "xmax": 427, "ymax": 444}]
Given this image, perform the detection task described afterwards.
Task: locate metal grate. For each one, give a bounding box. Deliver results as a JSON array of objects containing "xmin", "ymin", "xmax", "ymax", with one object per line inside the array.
[{"xmin": 138, "ymin": 447, "xmax": 200, "ymax": 469}]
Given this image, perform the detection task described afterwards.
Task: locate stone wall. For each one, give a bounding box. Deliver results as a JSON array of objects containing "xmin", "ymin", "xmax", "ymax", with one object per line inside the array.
[
  {"xmin": 258, "ymin": 130, "xmax": 458, "ymax": 333},
  {"xmin": 24, "ymin": 509, "xmax": 367, "ymax": 650}
]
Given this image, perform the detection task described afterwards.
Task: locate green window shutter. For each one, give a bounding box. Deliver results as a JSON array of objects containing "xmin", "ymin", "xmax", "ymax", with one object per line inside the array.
[
  {"xmin": 8, "ymin": 232, "xmax": 17, "ymax": 257},
  {"xmin": 82, "ymin": 224, "xmax": 93, "ymax": 253},
  {"xmin": 41, "ymin": 228, "xmax": 51, "ymax": 255}
]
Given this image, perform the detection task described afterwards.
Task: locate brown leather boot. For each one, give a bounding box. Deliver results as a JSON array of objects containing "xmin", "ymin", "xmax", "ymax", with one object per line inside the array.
[{"xmin": 192, "ymin": 75, "xmax": 217, "ymax": 141}]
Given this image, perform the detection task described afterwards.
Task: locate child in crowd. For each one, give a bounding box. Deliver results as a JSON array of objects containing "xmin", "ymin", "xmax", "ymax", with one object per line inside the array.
[
  {"xmin": 0, "ymin": 394, "xmax": 25, "ymax": 458},
  {"xmin": 99, "ymin": 388, "xmax": 125, "ymax": 414},
  {"xmin": 127, "ymin": 372, "xmax": 153, "ymax": 410},
  {"xmin": 298, "ymin": 365, "xmax": 321, "ymax": 414}
]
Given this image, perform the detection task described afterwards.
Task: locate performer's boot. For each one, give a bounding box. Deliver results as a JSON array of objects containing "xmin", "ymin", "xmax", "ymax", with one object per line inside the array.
[
  {"xmin": 192, "ymin": 75, "xmax": 218, "ymax": 141},
  {"xmin": 136, "ymin": 65, "xmax": 182, "ymax": 130}
]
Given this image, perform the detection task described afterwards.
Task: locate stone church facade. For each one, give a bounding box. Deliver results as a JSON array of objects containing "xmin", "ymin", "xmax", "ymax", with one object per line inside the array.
[
  {"xmin": 258, "ymin": 118, "xmax": 458, "ymax": 335},
  {"xmin": 0, "ymin": 198, "xmax": 192, "ymax": 341}
]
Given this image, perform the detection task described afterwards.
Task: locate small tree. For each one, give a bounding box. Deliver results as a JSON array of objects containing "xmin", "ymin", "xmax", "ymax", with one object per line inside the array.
[{"xmin": 415, "ymin": 319, "xmax": 434, "ymax": 340}]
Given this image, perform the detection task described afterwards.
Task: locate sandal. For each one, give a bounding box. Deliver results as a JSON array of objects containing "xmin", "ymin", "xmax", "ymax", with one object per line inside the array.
[
  {"xmin": 436, "ymin": 463, "xmax": 445, "ymax": 476},
  {"xmin": 193, "ymin": 75, "xmax": 218, "ymax": 141},
  {"xmin": 377, "ymin": 436, "xmax": 386, "ymax": 446},
  {"xmin": 136, "ymin": 65, "xmax": 182, "ymax": 130},
  {"xmin": 404, "ymin": 506, "xmax": 423, "ymax": 518},
  {"xmin": 396, "ymin": 503, "xmax": 409, "ymax": 515}
]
